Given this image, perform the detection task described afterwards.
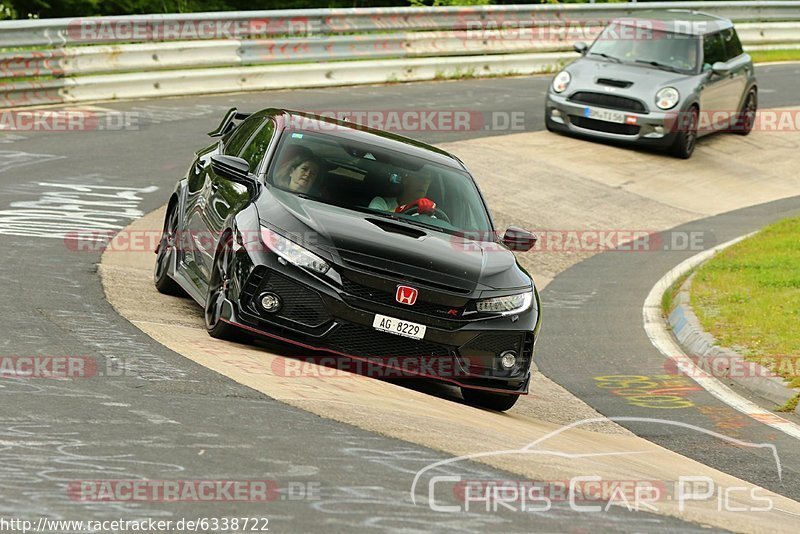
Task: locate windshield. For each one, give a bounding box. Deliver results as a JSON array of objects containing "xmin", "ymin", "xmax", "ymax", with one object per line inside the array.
[
  {"xmin": 267, "ymin": 129, "xmax": 493, "ymax": 235},
  {"xmin": 590, "ymin": 22, "xmax": 699, "ymax": 73}
]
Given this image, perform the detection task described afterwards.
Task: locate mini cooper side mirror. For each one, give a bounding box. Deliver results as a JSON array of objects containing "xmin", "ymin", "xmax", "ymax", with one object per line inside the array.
[
  {"xmin": 573, "ymin": 42, "xmax": 588, "ymax": 55},
  {"xmin": 503, "ymin": 227, "xmax": 537, "ymax": 252},
  {"xmin": 710, "ymin": 61, "xmax": 731, "ymax": 77}
]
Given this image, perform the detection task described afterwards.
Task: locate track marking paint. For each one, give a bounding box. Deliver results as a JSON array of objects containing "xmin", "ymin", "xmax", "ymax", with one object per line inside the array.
[{"xmin": 594, "ymin": 375, "xmax": 699, "ymax": 410}]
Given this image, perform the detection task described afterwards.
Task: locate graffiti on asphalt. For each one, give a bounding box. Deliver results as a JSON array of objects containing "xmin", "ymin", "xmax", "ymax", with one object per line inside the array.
[
  {"xmin": 0, "ymin": 181, "xmax": 157, "ymax": 239},
  {"xmin": 593, "ymin": 375, "xmax": 700, "ymax": 409}
]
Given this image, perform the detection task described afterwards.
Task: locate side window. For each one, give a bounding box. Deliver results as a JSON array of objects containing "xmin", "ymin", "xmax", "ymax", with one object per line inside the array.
[
  {"xmin": 702, "ymin": 32, "xmax": 727, "ymax": 67},
  {"xmin": 721, "ymin": 28, "xmax": 744, "ymax": 60},
  {"xmin": 239, "ymin": 119, "xmax": 276, "ymax": 174},
  {"xmin": 223, "ymin": 116, "xmax": 264, "ymax": 157}
]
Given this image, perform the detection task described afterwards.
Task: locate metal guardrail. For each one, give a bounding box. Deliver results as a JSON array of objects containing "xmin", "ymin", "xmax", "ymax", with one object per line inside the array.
[{"xmin": 2, "ymin": 1, "xmax": 800, "ymax": 107}]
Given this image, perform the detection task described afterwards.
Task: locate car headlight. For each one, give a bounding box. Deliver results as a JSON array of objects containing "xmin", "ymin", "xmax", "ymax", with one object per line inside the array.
[
  {"xmin": 260, "ymin": 227, "xmax": 330, "ymax": 274},
  {"xmin": 552, "ymin": 71, "xmax": 571, "ymax": 93},
  {"xmin": 476, "ymin": 291, "xmax": 533, "ymax": 316},
  {"xmin": 655, "ymin": 87, "xmax": 680, "ymax": 110}
]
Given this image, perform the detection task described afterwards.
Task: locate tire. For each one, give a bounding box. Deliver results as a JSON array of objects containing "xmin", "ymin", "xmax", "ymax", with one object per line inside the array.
[
  {"xmin": 154, "ymin": 203, "xmax": 185, "ymax": 296},
  {"xmin": 461, "ymin": 387, "xmax": 520, "ymax": 412},
  {"xmin": 668, "ymin": 106, "xmax": 698, "ymax": 159},
  {"xmin": 204, "ymin": 233, "xmax": 243, "ymax": 341},
  {"xmin": 731, "ymin": 89, "xmax": 757, "ymax": 135}
]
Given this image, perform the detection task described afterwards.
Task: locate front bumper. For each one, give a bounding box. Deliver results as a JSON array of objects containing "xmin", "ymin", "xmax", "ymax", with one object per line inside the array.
[
  {"xmin": 223, "ymin": 247, "xmax": 540, "ymax": 395},
  {"xmin": 545, "ymin": 91, "xmax": 680, "ymax": 147}
]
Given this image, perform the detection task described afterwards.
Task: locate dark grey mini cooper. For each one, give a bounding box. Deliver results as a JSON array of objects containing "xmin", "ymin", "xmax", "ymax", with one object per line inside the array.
[{"xmin": 545, "ymin": 10, "xmax": 757, "ymax": 158}]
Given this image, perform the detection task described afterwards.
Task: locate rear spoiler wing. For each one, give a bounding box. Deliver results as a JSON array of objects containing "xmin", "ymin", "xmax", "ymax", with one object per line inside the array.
[{"xmin": 208, "ymin": 108, "xmax": 252, "ymax": 137}]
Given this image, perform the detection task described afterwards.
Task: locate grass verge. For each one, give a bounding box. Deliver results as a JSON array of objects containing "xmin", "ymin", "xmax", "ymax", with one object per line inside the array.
[
  {"xmin": 691, "ymin": 216, "xmax": 800, "ymax": 389},
  {"xmin": 749, "ymin": 48, "xmax": 800, "ymax": 64},
  {"xmin": 661, "ymin": 271, "xmax": 692, "ymax": 321}
]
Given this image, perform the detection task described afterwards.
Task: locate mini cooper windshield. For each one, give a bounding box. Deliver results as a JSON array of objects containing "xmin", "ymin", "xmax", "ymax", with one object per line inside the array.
[
  {"xmin": 590, "ymin": 22, "xmax": 700, "ymax": 73},
  {"xmin": 268, "ymin": 130, "xmax": 493, "ymax": 236}
]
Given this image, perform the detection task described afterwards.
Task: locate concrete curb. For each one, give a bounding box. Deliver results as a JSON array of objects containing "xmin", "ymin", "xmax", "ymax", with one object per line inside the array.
[{"xmin": 667, "ymin": 274, "xmax": 800, "ymax": 414}]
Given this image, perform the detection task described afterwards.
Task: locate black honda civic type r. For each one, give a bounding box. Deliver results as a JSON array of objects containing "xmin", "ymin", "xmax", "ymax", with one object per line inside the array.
[{"xmin": 154, "ymin": 108, "xmax": 541, "ymax": 411}]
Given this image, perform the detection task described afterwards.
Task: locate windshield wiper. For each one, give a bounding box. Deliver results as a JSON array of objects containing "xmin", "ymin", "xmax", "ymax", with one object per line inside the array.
[
  {"xmin": 589, "ymin": 52, "xmax": 622, "ymax": 63},
  {"xmin": 635, "ymin": 59, "xmax": 680, "ymax": 73},
  {"xmin": 350, "ymin": 204, "xmax": 456, "ymax": 233},
  {"xmin": 371, "ymin": 210, "xmax": 439, "ymax": 232}
]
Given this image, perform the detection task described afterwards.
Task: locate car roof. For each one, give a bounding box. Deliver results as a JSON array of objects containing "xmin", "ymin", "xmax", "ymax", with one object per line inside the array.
[
  {"xmin": 255, "ymin": 109, "xmax": 467, "ymax": 171},
  {"xmin": 615, "ymin": 10, "xmax": 733, "ymax": 36}
]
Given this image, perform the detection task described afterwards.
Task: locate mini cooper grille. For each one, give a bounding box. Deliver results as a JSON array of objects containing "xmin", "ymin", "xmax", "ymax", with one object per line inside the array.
[
  {"xmin": 341, "ymin": 278, "xmax": 463, "ymax": 318},
  {"xmin": 242, "ymin": 267, "xmax": 331, "ymax": 328},
  {"xmin": 569, "ymin": 116, "xmax": 641, "ymax": 136},
  {"xmin": 326, "ymin": 323, "xmax": 453, "ymax": 359},
  {"xmin": 568, "ymin": 91, "xmax": 647, "ymax": 113}
]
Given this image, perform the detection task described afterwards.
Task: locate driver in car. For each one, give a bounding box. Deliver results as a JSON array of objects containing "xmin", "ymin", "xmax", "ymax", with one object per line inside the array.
[{"xmin": 369, "ymin": 169, "xmax": 436, "ymax": 215}]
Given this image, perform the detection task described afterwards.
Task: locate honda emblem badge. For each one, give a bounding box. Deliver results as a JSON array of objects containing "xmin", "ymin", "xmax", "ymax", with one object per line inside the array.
[{"xmin": 395, "ymin": 285, "xmax": 418, "ymax": 305}]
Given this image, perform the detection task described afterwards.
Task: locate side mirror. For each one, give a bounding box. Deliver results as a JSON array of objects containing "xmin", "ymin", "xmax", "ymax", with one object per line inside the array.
[
  {"xmin": 211, "ymin": 154, "xmax": 251, "ymax": 181},
  {"xmin": 503, "ymin": 226, "xmax": 537, "ymax": 252},
  {"xmin": 210, "ymin": 154, "xmax": 258, "ymax": 195},
  {"xmin": 710, "ymin": 61, "xmax": 731, "ymax": 76},
  {"xmin": 573, "ymin": 42, "xmax": 588, "ymax": 55}
]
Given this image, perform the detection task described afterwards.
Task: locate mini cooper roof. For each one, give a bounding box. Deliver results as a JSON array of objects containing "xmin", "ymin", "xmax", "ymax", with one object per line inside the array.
[{"xmin": 613, "ymin": 10, "xmax": 734, "ymax": 36}]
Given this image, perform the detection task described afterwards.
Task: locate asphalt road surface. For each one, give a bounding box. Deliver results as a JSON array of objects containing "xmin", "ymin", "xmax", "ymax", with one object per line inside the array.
[
  {"xmin": 1, "ymin": 64, "xmax": 798, "ymax": 531},
  {"xmin": 537, "ymin": 197, "xmax": 800, "ymax": 500}
]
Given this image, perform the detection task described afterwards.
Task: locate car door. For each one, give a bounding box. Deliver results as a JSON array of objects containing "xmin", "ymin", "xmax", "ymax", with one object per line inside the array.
[
  {"xmin": 185, "ymin": 115, "xmax": 266, "ymax": 284},
  {"xmin": 721, "ymin": 27, "xmax": 750, "ymax": 111},
  {"xmin": 698, "ymin": 31, "xmax": 739, "ymax": 132}
]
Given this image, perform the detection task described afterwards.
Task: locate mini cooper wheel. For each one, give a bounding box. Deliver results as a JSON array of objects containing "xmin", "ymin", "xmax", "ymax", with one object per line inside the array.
[
  {"xmin": 154, "ymin": 203, "xmax": 185, "ymax": 296},
  {"xmin": 668, "ymin": 106, "xmax": 698, "ymax": 159},
  {"xmin": 204, "ymin": 233, "xmax": 242, "ymax": 341},
  {"xmin": 731, "ymin": 89, "xmax": 757, "ymax": 135},
  {"xmin": 461, "ymin": 387, "xmax": 519, "ymax": 412}
]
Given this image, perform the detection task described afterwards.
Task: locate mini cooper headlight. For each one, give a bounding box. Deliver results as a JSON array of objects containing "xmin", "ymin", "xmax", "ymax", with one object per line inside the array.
[
  {"xmin": 260, "ymin": 227, "xmax": 330, "ymax": 274},
  {"xmin": 476, "ymin": 291, "xmax": 533, "ymax": 316},
  {"xmin": 552, "ymin": 71, "xmax": 571, "ymax": 93},
  {"xmin": 655, "ymin": 87, "xmax": 680, "ymax": 110}
]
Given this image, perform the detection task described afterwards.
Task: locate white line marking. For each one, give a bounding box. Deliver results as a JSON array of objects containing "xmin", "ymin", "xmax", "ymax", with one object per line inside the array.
[{"xmin": 643, "ymin": 232, "xmax": 800, "ymax": 441}]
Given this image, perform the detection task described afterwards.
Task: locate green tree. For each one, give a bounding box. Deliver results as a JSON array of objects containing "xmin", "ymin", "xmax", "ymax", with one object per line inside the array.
[{"xmin": 0, "ymin": 1, "xmax": 17, "ymax": 18}]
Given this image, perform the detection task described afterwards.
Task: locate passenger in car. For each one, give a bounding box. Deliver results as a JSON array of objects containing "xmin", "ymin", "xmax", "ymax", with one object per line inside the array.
[{"xmin": 369, "ymin": 169, "xmax": 435, "ymax": 215}]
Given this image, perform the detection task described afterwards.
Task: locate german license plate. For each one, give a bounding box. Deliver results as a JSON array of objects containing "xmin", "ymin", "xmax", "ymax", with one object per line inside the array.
[
  {"xmin": 584, "ymin": 106, "xmax": 625, "ymax": 123},
  {"xmin": 372, "ymin": 314, "xmax": 426, "ymax": 340}
]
